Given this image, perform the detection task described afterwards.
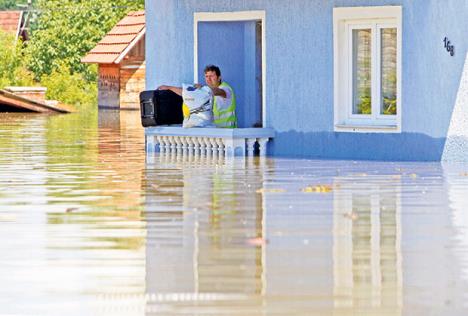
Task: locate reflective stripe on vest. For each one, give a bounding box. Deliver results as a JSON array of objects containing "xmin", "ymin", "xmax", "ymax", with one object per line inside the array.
[{"xmin": 213, "ymin": 82, "xmax": 237, "ymax": 128}]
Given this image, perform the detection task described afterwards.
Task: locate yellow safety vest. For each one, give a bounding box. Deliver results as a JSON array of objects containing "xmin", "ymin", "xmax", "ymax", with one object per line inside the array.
[{"xmin": 213, "ymin": 82, "xmax": 237, "ymax": 128}]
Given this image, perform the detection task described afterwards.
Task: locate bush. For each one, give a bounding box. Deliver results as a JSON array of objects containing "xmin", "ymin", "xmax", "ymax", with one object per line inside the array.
[
  {"xmin": 40, "ymin": 63, "xmax": 98, "ymax": 110},
  {"xmin": 0, "ymin": 31, "xmax": 35, "ymax": 88}
]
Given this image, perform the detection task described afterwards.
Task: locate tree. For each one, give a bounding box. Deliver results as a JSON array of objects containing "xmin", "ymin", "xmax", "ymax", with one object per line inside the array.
[
  {"xmin": 0, "ymin": 0, "xmax": 26, "ymax": 10},
  {"xmin": 0, "ymin": 31, "xmax": 34, "ymax": 88},
  {"xmin": 24, "ymin": 0, "xmax": 144, "ymax": 81}
]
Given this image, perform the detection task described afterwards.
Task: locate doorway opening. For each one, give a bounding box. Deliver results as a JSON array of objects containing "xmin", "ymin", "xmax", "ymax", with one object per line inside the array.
[{"xmin": 194, "ymin": 11, "xmax": 265, "ymax": 128}]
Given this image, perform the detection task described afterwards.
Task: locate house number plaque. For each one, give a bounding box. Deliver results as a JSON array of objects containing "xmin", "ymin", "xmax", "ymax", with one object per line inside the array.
[{"xmin": 443, "ymin": 37, "xmax": 455, "ymax": 56}]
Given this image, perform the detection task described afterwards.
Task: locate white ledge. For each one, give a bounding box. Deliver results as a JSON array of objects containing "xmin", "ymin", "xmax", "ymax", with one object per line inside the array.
[
  {"xmin": 334, "ymin": 123, "xmax": 399, "ymax": 133},
  {"xmin": 145, "ymin": 126, "xmax": 275, "ymax": 138},
  {"xmin": 145, "ymin": 127, "xmax": 275, "ymax": 157}
]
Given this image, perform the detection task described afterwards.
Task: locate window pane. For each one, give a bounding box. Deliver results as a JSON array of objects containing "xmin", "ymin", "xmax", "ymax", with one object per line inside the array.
[
  {"xmin": 352, "ymin": 29, "xmax": 372, "ymax": 115},
  {"xmin": 381, "ymin": 28, "xmax": 397, "ymax": 115}
]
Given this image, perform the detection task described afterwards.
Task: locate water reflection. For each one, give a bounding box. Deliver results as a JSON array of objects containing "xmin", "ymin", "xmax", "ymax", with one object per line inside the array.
[
  {"xmin": 333, "ymin": 175, "xmax": 402, "ymax": 313},
  {"xmin": 445, "ymin": 163, "xmax": 468, "ymax": 280},
  {"xmin": 143, "ymin": 159, "xmax": 468, "ymax": 315},
  {"xmin": 144, "ymin": 155, "xmax": 267, "ymax": 313},
  {"xmin": 95, "ymin": 110, "xmax": 145, "ymax": 211},
  {"xmin": 0, "ymin": 111, "xmax": 147, "ymax": 316},
  {"xmin": 1, "ymin": 111, "xmax": 468, "ymax": 315}
]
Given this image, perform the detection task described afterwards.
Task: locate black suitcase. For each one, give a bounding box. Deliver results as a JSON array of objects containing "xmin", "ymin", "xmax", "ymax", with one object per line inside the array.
[
  {"xmin": 140, "ymin": 90, "xmax": 183, "ymax": 127},
  {"xmin": 140, "ymin": 90, "xmax": 157, "ymax": 127}
]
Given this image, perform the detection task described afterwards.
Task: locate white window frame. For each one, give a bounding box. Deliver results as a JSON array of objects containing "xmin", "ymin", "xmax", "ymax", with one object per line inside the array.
[
  {"xmin": 333, "ymin": 6, "xmax": 402, "ymax": 133},
  {"xmin": 193, "ymin": 11, "xmax": 267, "ymax": 127}
]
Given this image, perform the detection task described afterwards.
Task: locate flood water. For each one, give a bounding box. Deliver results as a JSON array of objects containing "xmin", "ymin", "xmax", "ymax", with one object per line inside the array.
[{"xmin": 1, "ymin": 110, "xmax": 468, "ymax": 316}]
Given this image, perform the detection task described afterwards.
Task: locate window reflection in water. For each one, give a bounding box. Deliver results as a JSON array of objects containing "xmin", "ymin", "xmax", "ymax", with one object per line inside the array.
[
  {"xmin": 333, "ymin": 176, "xmax": 402, "ymax": 312},
  {"xmin": 144, "ymin": 159, "xmax": 406, "ymax": 314}
]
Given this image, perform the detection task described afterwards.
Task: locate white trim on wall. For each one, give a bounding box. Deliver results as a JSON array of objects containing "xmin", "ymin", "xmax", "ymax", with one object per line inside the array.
[
  {"xmin": 333, "ymin": 6, "xmax": 402, "ymax": 133},
  {"xmin": 193, "ymin": 11, "xmax": 267, "ymax": 127}
]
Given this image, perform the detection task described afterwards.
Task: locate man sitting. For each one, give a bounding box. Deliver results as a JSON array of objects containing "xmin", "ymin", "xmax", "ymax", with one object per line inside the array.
[{"xmin": 158, "ymin": 65, "xmax": 237, "ymax": 128}]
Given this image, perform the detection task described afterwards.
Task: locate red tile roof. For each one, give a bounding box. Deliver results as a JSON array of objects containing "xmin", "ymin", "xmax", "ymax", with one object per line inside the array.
[
  {"xmin": 81, "ymin": 10, "xmax": 145, "ymax": 64},
  {"xmin": 0, "ymin": 11, "xmax": 22, "ymax": 37}
]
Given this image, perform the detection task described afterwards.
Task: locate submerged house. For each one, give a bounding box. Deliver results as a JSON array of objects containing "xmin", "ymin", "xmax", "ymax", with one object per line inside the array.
[
  {"xmin": 145, "ymin": 1, "xmax": 467, "ymax": 161},
  {"xmin": 82, "ymin": 10, "xmax": 145, "ymax": 110}
]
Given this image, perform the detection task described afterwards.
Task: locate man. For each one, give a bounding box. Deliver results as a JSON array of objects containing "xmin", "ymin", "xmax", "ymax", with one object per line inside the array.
[{"xmin": 158, "ymin": 65, "xmax": 237, "ymax": 128}]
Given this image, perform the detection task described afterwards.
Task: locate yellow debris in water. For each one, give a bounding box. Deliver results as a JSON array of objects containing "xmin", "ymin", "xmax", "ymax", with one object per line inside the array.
[{"xmin": 301, "ymin": 185, "xmax": 333, "ymax": 193}]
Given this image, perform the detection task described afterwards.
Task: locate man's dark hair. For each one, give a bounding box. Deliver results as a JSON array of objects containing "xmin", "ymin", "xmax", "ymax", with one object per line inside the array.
[{"xmin": 204, "ymin": 65, "xmax": 221, "ymax": 77}]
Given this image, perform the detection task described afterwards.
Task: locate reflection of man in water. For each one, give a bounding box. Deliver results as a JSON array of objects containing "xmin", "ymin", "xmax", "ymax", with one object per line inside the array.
[{"xmin": 158, "ymin": 65, "xmax": 237, "ymax": 128}]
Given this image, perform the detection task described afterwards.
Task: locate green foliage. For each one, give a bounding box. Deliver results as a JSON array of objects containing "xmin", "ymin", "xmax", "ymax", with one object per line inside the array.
[
  {"xmin": 355, "ymin": 95, "xmax": 397, "ymax": 115},
  {"xmin": 25, "ymin": 0, "xmax": 144, "ymax": 81},
  {"xmin": 354, "ymin": 86, "xmax": 371, "ymax": 115},
  {"xmin": 0, "ymin": 31, "xmax": 35, "ymax": 88},
  {"xmin": 0, "ymin": 0, "xmax": 26, "ymax": 10},
  {"xmin": 356, "ymin": 95, "xmax": 371, "ymax": 115},
  {"xmin": 0, "ymin": 0, "xmax": 144, "ymax": 109},
  {"xmin": 40, "ymin": 63, "xmax": 97, "ymax": 110},
  {"xmin": 382, "ymin": 97, "xmax": 397, "ymax": 115}
]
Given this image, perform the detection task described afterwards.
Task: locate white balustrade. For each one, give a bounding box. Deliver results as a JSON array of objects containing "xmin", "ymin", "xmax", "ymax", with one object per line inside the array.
[
  {"xmin": 216, "ymin": 138, "xmax": 225, "ymax": 156},
  {"xmin": 246, "ymin": 138, "xmax": 256, "ymax": 156},
  {"xmin": 209, "ymin": 137, "xmax": 218, "ymax": 156},
  {"xmin": 145, "ymin": 127, "xmax": 274, "ymax": 157},
  {"xmin": 257, "ymin": 138, "xmax": 269, "ymax": 156}
]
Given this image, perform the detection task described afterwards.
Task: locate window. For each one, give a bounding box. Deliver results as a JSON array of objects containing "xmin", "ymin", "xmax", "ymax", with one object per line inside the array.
[{"xmin": 333, "ymin": 6, "xmax": 402, "ymax": 133}]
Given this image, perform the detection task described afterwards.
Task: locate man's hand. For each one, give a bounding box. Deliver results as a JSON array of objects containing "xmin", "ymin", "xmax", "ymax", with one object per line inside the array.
[{"xmin": 210, "ymin": 87, "xmax": 227, "ymax": 98}]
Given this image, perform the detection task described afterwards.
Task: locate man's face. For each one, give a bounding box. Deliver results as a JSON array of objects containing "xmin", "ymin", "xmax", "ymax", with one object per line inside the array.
[{"xmin": 204, "ymin": 71, "xmax": 220, "ymax": 87}]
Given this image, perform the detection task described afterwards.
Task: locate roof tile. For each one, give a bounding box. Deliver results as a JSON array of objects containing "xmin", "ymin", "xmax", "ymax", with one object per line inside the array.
[
  {"xmin": 0, "ymin": 11, "xmax": 21, "ymax": 33},
  {"xmin": 117, "ymin": 14, "xmax": 145, "ymax": 26},
  {"xmin": 99, "ymin": 34, "xmax": 138, "ymax": 44},
  {"xmin": 81, "ymin": 53, "xmax": 120, "ymax": 64},
  {"xmin": 88, "ymin": 43, "xmax": 129, "ymax": 54},
  {"xmin": 108, "ymin": 24, "xmax": 145, "ymax": 35}
]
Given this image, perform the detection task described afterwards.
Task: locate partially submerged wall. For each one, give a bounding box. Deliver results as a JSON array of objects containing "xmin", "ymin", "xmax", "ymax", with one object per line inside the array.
[{"xmin": 146, "ymin": 0, "xmax": 467, "ymax": 160}]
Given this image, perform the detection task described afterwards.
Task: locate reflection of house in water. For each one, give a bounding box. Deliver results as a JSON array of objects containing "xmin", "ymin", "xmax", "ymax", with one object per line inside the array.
[
  {"xmin": 143, "ymin": 159, "xmax": 468, "ymax": 313},
  {"xmin": 333, "ymin": 176, "xmax": 402, "ymax": 312},
  {"xmin": 95, "ymin": 110, "xmax": 145, "ymax": 211},
  {"xmin": 144, "ymin": 159, "xmax": 405, "ymax": 312},
  {"xmin": 145, "ymin": 156, "xmax": 266, "ymax": 303}
]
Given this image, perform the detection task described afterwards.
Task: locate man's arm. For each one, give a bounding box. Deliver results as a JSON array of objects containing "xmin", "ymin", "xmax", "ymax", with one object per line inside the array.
[
  {"xmin": 210, "ymin": 87, "xmax": 227, "ymax": 98},
  {"xmin": 194, "ymin": 84, "xmax": 227, "ymax": 98},
  {"xmin": 158, "ymin": 85, "xmax": 182, "ymax": 96}
]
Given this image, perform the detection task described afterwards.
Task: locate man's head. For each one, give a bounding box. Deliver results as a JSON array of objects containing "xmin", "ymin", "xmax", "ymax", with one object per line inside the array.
[{"xmin": 204, "ymin": 65, "xmax": 221, "ymax": 88}]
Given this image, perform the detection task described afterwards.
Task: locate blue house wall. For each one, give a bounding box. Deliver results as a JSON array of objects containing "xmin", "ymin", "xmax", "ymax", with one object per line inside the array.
[{"xmin": 145, "ymin": 0, "xmax": 467, "ymax": 161}]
